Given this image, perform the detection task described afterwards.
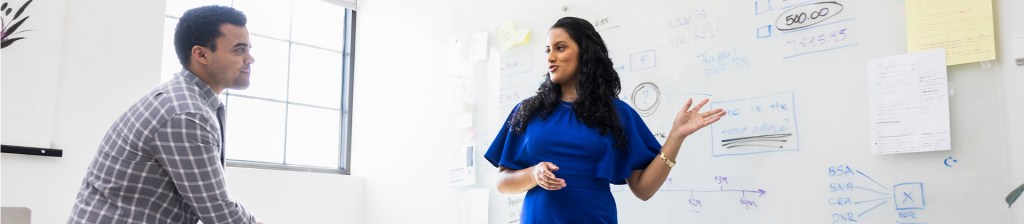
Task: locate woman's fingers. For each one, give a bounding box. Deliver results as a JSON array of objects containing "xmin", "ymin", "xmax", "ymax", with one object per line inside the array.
[
  {"xmin": 689, "ymin": 98, "xmax": 710, "ymax": 113},
  {"xmin": 545, "ymin": 162, "xmax": 559, "ymax": 171},
  {"xmin": 682, "ymin": 98, "xmax": 693, "ymax": 112},
  {"xmin": 706, "ymin": 113, "xmax": 723, "ymax": 124},
  {"xmin": 545, "ymin": 183, "xmax": 564, "ymax": 190},
  {"xmin": 542, "ymin": 177, "xmax": 565, "ymax": 190},
  {"xmin": 698, "ymin": 109, "xmax": 727, "ymax": 126},
  {"xmin": 712, "ymin": 109, "xmax": 726, "ymax": 119},
  {"xmin": 540, "ymin": 170, "xmax": 565, "ymax": 188},
  {"xmin": 699, "ymin": 108, "xmax": 725, "ymax": 117},
  {"xmin": 534, "ymin": 162, "xmax": 566, "ymax": 190},
  {"xmin": 537, "ymin": 176, "xmax": 564, "ymax": 190}
]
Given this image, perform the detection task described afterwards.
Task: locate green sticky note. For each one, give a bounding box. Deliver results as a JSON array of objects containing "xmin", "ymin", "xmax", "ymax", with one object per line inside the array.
[{"xmin": 1009, "ymin": 183, "xmax": 1024, "ymax": 207}]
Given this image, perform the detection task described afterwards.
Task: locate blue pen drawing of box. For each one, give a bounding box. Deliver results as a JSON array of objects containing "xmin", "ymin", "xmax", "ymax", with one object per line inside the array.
[{"xmin": 893, "ymin": 182, "xmax": 925, "ymax": 210}]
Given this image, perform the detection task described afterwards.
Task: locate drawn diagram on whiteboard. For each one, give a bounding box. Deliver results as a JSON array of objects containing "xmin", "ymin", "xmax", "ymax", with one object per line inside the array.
[
  {"xmin": 753, "ymin": 0, "xmax": 861, "ymax": 60},
  {"xmin": 773, "ymin": 1, "xmax": 844, "ymax": 31},
  {"xmin": 499, "ymin": 51, "xmax": 538, "ymax": 109},
  {"xmin": 709, "ymin": 92, "xmax": 800, "ymax": 156},
  {"xmin": 631, "ymin": 82, "xmax": 661, "ymax": 117},
  {"xmin": 827, "ymin": 165, "xmax": 928, "ymax": 224},
  {"xmin": 657, "ymin": 176, "xmax": 767, "ymax": 214}
]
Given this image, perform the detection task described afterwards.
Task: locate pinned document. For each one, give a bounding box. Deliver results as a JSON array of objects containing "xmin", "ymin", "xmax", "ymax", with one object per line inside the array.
[
  {"xmin": 867, "ymin": 49, "xmax": 951, "ymax": 154},
  {"xmin": 906, "ymin": 0, "xmax": 995, "ymax": 65}
]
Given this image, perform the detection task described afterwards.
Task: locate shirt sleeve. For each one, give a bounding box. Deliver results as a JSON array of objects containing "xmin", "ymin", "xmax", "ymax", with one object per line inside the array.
[
  {"xmin": 608, "ymin": 99, "xmax": 663, "ymax": 185},
  {"xmin": 484, "ymin": 103, "xmax": 536, "ymax": 170},
  {"xmin": 151, "ymin": 112, "xmax": 257, "ymax": 224}
]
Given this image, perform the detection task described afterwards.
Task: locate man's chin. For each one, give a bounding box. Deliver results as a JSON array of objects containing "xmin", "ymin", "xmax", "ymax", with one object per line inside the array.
[{"xmin": 230, "ymin": 82, "xmax": 251, "ymax": 90}]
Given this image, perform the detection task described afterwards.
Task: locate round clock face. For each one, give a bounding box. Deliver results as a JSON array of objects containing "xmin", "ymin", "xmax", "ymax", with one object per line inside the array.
[{"xmin": 631, "ymin": 82, "xmax": 660, "ymax": 117}]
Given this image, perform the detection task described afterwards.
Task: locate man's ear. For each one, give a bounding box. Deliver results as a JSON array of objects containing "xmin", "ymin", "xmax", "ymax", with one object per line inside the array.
[{"xmin": 191, "ymin": 46, "xmax": 209, "ymax": 65}]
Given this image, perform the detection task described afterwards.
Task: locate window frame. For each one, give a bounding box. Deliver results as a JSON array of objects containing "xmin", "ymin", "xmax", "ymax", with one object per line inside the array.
[{"xmin": 163, "ymin": 2, "xmax": 355, "ymax": 175}]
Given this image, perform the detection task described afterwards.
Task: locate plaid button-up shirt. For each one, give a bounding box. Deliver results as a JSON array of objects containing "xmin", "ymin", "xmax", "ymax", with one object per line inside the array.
[{"xmin": 68, "ymin": 69, "xmax": 256, "ymax": 224}]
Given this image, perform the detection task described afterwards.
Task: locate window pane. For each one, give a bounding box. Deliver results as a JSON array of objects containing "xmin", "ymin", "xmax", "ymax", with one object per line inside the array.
[
  {"xmin": 161, "ymin": 18, "xmax": 180, "ymax": 82},
  {"xmin": 285, "ymin": 105, "xmax": 340, "ymax": 168},
  {"xmin": 291, "ymin": 0, "xmax": 344, "ymax": 51},
  {"xmin": 233, "ymin": 0, "xmax": 292, "ymax": 40},
  {"xmin": 164, "ymin": 0, "xmax": 351, "ymax": 172},
  {"xmin": 165, "ymin": 0, "xmax": 232, "ymax": 18},
  {"xmin": 225, "ymin": 96, "xmax": 286, "ymax": 163},
  {"xmin": 288, "ymin": 45, "xmax": 342, "ymax": 109},
  {"xmin": 231, "ymin": 36, "xmax": 289, "ymax": 101}
]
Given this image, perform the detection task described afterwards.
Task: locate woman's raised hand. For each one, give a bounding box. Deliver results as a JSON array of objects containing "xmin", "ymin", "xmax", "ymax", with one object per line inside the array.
[{"xmin": 671, "ymin": 98, "xmax": 726, "ymax": 139}]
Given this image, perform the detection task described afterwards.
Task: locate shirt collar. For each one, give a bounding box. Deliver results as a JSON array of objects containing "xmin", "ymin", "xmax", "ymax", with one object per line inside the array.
[{"xmin": 178, "ymin": 68, "xmax": 224, "ymax": 110}]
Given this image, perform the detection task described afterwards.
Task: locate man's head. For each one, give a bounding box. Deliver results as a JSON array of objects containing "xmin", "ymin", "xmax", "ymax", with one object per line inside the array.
[{"xmin": 174, "ymin": 5, "xmax": 254, "ymax": 93}]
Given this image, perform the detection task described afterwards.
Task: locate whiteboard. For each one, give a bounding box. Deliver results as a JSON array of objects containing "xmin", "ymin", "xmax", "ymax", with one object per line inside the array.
[{"xmin": 477, "ymin": 0, "xmax": 1013, "ymax": 223}]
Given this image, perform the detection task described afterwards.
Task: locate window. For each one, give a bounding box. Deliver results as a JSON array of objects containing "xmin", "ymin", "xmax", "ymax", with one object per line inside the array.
[{"xmin": 160, "ymin": 0, "xmax": 355, "ymax": 174}]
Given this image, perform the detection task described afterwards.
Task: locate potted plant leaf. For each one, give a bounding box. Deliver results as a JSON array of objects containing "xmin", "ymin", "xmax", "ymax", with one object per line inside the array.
[{"xmin": 1009, "ymin": 183, "xmax": 1024, "ymax": 207}]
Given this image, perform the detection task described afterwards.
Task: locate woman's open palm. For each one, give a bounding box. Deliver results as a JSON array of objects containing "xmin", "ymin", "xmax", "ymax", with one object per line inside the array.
[{"xmin": 672, "ymin": 98, "xmax": 726, "ymax": 138}]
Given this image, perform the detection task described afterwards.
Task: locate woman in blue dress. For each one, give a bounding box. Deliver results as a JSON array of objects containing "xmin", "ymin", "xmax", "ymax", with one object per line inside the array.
[{"xmin": 485, "ymin": 17, "xmax": 727, "ymax": 223}]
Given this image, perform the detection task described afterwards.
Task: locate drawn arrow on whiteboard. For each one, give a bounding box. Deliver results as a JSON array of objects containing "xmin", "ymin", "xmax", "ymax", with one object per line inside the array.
[
  {"xmin": 755, "ymin": 189, "xmax": 767, "ymax": 197},
  {"xmin": 661, "ymin": 188, "xmax": 767, "ymax": 197}
]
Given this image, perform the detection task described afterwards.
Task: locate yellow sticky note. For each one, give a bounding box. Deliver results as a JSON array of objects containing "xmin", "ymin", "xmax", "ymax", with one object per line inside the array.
[
  {"xmin": 906, "ymin": 0, "xmax": 995, "ymax": 66},
  {"xmin": 497, "ymin": 22, "xmax": 531, "ymax": 52}
]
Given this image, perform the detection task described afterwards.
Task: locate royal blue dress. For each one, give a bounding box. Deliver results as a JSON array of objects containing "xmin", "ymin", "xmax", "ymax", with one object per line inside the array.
[{"xmin": 485, "ymin": 99, "xmax": 662, "ymax": 224}]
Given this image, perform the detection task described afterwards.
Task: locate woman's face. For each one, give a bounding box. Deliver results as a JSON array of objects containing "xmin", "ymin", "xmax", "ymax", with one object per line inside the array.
[{"xmin": 546, "ymin": 28, "xmax": 579, "ymax": 85}]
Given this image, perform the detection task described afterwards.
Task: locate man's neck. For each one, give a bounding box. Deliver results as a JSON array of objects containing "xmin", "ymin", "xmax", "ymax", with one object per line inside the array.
[{"xmin": 186, "ymin": 67, "xmax": 223, "ymax": 94}]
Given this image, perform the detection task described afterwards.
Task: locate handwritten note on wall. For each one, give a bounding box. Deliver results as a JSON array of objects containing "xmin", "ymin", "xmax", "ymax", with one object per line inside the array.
[
  {"xmin": 867, "ymin": 49, "xmax": 951, "ymax": 154},
  {"xmin": 710, "ymin": 92, "xmax": 800, "ymax": 157},
  {"xmin": 497, "ymin": 22, "xmax": 531, "ymax": 52},
  {"xmin": 906, "ymin": 0, "xmax": 995, "ymax": 65}
]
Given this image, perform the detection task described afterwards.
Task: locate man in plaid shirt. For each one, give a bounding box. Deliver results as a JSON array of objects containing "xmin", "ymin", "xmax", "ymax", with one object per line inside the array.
[{"xmin": 68, "ymin": 5, "xmax": 264, "ymax": 224}]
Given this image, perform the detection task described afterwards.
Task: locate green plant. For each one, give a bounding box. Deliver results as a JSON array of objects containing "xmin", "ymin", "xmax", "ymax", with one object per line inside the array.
[
  {"xmin": 1, "ymin": 0, "xmax": 33, "ymax": 48},
  {"xmin": 1009, "ymin": 183, "xmax": 1024, "ymax": 207}
]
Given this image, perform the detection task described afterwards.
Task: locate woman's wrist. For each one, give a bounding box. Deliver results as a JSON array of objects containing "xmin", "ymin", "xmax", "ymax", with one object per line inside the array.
[
  {"xmin": 659, "ymin": 152, "xmax": 676, "ymax": 168},
  {"xmin": 667, "ymin": 131, "xmax": 686, "ymax": 145}
]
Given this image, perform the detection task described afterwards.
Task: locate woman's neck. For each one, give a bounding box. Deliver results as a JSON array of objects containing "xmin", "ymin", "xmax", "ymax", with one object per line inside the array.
[{"xmin": 560, "ymin": 82, "xmax": 577, "ymax": 102}]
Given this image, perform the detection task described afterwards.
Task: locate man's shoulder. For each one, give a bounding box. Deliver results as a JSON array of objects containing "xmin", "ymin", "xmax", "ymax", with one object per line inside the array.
[{"xmin": 142, "ymin": 78, "xmax": 214, "ymax": 116}]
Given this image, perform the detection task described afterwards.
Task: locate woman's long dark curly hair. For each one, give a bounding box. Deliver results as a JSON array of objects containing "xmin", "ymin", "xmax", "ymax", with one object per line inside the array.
[{"xmin": 510, "ymin": 16, "xmax": 627, "ymax": 150}]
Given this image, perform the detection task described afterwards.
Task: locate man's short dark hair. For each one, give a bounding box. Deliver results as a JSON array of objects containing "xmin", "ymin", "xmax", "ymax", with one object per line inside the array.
[{"xmin": 174, "ymin": 5, "xmax": 247, "ymax": 67}]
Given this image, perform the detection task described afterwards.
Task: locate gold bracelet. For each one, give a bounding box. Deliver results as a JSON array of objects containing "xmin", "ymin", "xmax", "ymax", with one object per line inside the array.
[{"xmin": 659, "ymin": 152, "xmax": 675, "ymax": 168}]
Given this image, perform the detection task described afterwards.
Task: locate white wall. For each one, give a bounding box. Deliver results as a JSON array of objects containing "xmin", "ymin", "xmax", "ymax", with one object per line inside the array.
[
  {"xmin": 995, "ymin": 0, "xmax": 1024, "ymax": 221},
  {"xmin": 349, "ymin": 0, "xmax": 464, "ymax": 223},
  {"xmin": 225, "ymin": 167, "xmax": 364, "ymax": 223},
  {"xmin": 1, "ymin": 1, "xmax": 364, "ymax": 224},
  {"xmin": 1, "ymin": 0, "xmax": 66, "ymax": 148}
]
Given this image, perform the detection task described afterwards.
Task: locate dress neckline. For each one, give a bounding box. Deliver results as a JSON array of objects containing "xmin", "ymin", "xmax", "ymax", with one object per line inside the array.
[{"xmin": 559, "ymin": 101, "xmax": 574, "ymax": 109}]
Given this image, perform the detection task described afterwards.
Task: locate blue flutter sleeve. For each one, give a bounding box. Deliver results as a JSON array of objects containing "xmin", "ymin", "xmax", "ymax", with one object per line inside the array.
[
  {"xmin": 484, "ymin": 103, "xmax": 535, "ymax": 170},
  {"xmin": 603, "ymin": 99, "xmax": 663, "ymax": 185}
]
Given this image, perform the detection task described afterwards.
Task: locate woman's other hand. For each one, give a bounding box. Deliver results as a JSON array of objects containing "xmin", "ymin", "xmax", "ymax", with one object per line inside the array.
[{"xmin": 533, "ymin": 162, "xmax": 567, "ymax": 190}]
